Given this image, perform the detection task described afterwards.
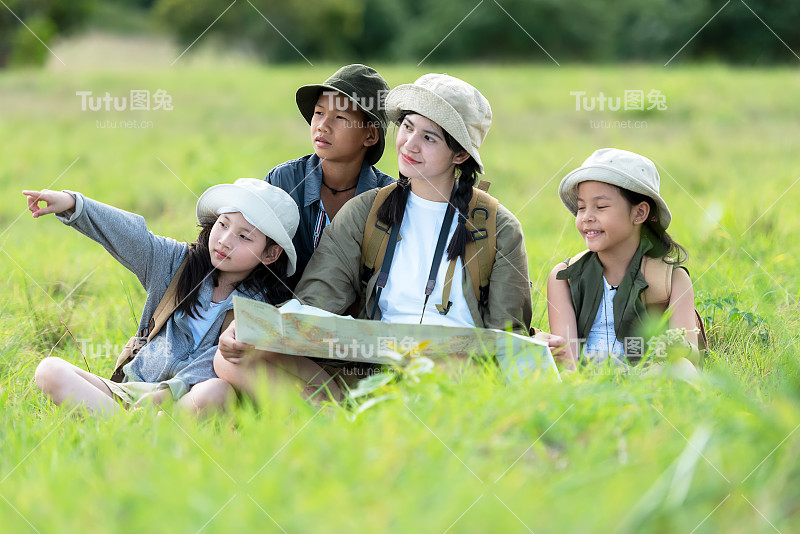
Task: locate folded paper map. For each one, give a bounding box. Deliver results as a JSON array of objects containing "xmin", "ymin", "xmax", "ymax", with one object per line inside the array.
[{"xmin": 233, "ymin": 297, "xmax": 560, "ymax": 380}]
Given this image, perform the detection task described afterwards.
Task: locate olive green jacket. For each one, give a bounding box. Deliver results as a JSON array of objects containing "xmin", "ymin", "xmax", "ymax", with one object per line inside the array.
[{"xmin": 295, "ymin": 188, "xmax": 532, "ymax": 334}]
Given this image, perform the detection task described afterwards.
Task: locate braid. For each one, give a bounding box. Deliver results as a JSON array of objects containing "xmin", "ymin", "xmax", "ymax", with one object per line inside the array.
[
  {"xmin": 446, "ymin": 162, "xmax": 478, "ymax": 261},
  {"xmin": 376, "ymin": 173, "xmax": 411, "ymax": 225}
]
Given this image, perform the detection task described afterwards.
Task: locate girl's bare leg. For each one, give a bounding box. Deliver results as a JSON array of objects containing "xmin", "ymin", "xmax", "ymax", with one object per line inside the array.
[
  {"xmin": 214, "ymin": 349, "xmax": 342, "ymax": 403},
  {"xmin": 34, "ymin": 357, "xmax": 118, "ymax": 415},
  {"xmin": 178, "ymin": 378, "xmax": 237, "ymax": 416}
]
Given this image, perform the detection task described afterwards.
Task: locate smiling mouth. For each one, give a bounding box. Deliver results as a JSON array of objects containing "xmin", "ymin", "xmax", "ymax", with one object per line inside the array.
[
  {"xmin": 215, "ymin": 250, "xmax": 228, "ymax": 260},
  {"xmin": 315, "ymin": 136, "xmax": 331, "ymax": 146},
  {"xmin": 401, "ymin": 153, "xmax": 420, "ymax": 165},
  {"xmin": 584, "ymin": 230, "xmax": 603, "ymax": 238}
]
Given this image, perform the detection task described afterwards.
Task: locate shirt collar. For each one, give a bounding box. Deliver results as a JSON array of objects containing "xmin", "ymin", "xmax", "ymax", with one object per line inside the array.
[
  {"xmin": 302, "ymin": 154, "xmax": 324, "ymax": 208},
  {"xmin": 302, "ymin": 153, "xmax": 383, "ymax": 207}
]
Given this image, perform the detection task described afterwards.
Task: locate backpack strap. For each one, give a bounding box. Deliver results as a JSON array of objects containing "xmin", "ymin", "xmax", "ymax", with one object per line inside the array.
[
  {"xmin": 639, "ymin": 256, "xmax": 672, "ymax": 308},
  {"xmin": 435, "ymin": 259, "xmax": 458, "ymax": 315},
  {"xmin": 360, "ymin": 183, "xmax": 399, "ymax": 289},
  {"xmin": 111, "ymin": 256, "xmax": 188, "ymax": 381},
  {"xmin": 463, "ymin": 188, "xmax": 499, "ymax": 308}
]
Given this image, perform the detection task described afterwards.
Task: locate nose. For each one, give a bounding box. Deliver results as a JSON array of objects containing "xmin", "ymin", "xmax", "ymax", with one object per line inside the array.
[
  {"xmin": 316, "ymin": 114, "xmax": 332, "ymax": 132},
  {"xmin": 402, "ymin": 130, "xmax": 421, "ymax": 152},
  {"xmin": 218, "ymin": 229, "xmax": 235, "ymax": 250}
]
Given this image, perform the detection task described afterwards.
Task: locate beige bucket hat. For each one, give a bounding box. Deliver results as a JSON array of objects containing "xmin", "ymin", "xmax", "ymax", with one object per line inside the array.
[
  {"xmin": 385, "ymin": 73, "xmax": 492, "ymax": 174},
  {"xmin": 196, "ymin": 179, "xmax": 300, "ymax": 275},
  {"xmin": 558, "ymin": 148, "xmax": 672, "ymax": 229}
]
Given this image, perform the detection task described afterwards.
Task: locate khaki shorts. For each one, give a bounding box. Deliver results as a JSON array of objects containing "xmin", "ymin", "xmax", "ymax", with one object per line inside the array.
[{"xmin": 97, "ymin": 377, "xmax": 162, "ymax": 409}]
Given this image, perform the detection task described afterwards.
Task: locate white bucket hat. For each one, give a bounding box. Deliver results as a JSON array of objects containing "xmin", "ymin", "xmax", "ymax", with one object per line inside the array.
[
  {"xmin": 385, "ymin": 73, "xmax": 492, "ymax": 174},
  {"xmin": 196, "ymin": 179, "xmax": 300, "ymax": 275},
  {"xmin": 558, "ymin": 148, "xmax": 672, "ymax": 229}
]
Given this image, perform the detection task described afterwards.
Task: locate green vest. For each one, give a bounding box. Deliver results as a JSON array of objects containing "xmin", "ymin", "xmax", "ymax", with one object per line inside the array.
[{"xmin": 556, "ymin": 239, "xmax": 654, "ymax": 343}]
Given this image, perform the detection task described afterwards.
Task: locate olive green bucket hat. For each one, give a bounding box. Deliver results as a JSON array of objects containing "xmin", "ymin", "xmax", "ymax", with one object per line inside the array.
[{"xmin": 296, "ymin": 64, "xmax": 390, "ymax": 166}]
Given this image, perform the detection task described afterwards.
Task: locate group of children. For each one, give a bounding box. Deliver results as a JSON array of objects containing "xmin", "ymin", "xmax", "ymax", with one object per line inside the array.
[{"xmin": 24, "ymin": 64, "xmax": 700, "ymax": 415}]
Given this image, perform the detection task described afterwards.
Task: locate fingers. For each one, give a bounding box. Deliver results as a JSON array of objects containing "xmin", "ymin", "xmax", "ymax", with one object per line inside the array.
[
  {"xmin": 219, "ymin": 337, "xmax": 253, "ymax": 361},
  {"xmin": 218, "ymin": 320, "xmax": 254, "ymax": 361},
  {"xmin": 22, "ymin": 189, "xmax": 57, "ymax": 218},
  {"xmin": 22, "ymin": 190, "xmax": 42, "ymax": 214}
]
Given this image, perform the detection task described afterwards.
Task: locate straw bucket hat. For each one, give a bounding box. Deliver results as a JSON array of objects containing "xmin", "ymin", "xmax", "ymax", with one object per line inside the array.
[{"xmin": 385, "ymin": 73, "xmax": 492, "ymax": 174}]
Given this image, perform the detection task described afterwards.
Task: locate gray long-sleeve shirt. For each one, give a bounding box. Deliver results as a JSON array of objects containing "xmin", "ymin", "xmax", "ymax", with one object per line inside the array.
[{"xmin": 57, "ymin": 192, "xmax": 268, "ymax": 399}]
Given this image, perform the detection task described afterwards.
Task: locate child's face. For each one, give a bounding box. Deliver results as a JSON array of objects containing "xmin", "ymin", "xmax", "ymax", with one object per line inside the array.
[
  {"xmin": 310, "ymin": 93, "xmax": 378, "ymax": 164},
  {"xmin": 575, "ymin": 181, "xmax": 647, "ymax": 255},
  {"xmin": 209, "ymin": 212, "xmax": 280, "ymax": 279},
  {"xmin": 395, "ymin": 114, "xmax": 468, "ymax": 183}
]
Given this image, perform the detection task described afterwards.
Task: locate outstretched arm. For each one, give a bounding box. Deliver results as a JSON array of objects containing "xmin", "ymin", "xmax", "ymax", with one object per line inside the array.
[{"xmin": 23, "ymin": 189, "xmax": 185, "ymax": 291}]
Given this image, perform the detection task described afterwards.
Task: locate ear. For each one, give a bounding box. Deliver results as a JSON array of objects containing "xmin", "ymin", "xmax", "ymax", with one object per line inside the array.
[
  {"xmin": 452, "ymin": 150, "xmax": 470, "ymax": 165},
  {"xmin": 362, "ymin": 123, "xmax": 380, "ymax": 148},
  {"xmin": 631, "ymin": 201, "xmax": 650, "ymax": 225},
  {"xmin": 261, "ymin": 244, "xmax": 284, "ymax": 266}
]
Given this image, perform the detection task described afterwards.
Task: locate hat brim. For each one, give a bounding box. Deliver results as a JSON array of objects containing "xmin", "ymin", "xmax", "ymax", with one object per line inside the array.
[
  {"xmin": 558, "ymin": 165, "xmax": 672, "ymax": 229},
  {"xmin": 386, "ymin": 84, "xmax": 484, "ymax": 174},
  {"xmin": 295, "ymin": 84, "xmax": 386, "ymax": 165},
  {"xmin": 196, "ymin": 184, "xmax": 298, "ymax": 276}
]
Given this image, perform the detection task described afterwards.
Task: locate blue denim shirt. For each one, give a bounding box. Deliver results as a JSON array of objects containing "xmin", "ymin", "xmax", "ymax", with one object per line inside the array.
[{"xmin": 266, "ymin": 154, "xmax": 394, "ymax": 288}]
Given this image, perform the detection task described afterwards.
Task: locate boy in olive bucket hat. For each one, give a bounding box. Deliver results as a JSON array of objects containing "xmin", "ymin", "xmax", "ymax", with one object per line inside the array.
[{"xmin": 265, "ymin": 64, "xmax": 395, "ymax": 288}]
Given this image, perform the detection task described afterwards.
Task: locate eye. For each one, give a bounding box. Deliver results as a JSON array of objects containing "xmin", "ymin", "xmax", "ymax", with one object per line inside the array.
[
  {"xmin": 424, "ymin": 135, "xmax": 435, "ymax": 143},
  {"xmin": 218, "ymin": 221, "xmax": 227, "ymax": 228},
  {"xmin": 576, "ymin": 206, "xmax": 585, "ymax": 212},
  {"xmin": 336, "ymin": 115, "xmax": 348, "ymax": 120},
  {"xmin": 403, "ymin": 122, "xmax": 412, "ymax": 131},
  {"xmin": 597, "ymin": 205, "xmax": 608, "ymax": 209}
]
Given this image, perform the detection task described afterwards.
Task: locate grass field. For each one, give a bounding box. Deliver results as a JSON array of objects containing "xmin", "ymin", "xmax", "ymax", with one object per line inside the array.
[{"xmin": 1, "ymin": 57, "xmax": 800, "ymax": 533}]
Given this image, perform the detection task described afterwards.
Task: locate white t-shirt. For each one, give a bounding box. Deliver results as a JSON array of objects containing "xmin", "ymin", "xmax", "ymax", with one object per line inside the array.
[
  {"xmin": 378, "ymin": 191, "xmax": 475, "ymax": 328},
  {"xmin": 188, "ymin": 300, "xmax": 226, "ymax": 349}
]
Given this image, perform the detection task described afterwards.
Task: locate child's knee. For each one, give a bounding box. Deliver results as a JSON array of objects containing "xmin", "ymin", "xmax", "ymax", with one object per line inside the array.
[
  {"xmin": 205, "ymin": 378, "xmax": 235, "ymax": 402},
  {"xmin": 190, "ymin": 378, "xmax": 235, "ymax": 408},
  {"xmin": 34, "ymin": 357, "xmax": 69, "ymax": 392}
]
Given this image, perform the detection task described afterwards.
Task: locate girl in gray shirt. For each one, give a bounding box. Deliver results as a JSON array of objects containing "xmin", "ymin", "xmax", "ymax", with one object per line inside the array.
[{"xmin": 24, "ymin": 178, "xmax": 299, "ymax": 415}]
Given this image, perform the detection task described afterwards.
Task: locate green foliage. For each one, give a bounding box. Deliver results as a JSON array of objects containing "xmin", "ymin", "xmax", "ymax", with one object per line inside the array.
[
  {"xmin": 0, "ymin": 0, "xmax": 94, "ymax": 67},
  {"xmin": 149, "ymin": 0, "xmax": 800, "ymax": 64}
]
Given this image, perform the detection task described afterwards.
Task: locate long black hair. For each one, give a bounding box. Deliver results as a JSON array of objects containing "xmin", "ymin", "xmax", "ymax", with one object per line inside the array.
[
  {"xmin": 376, "ymin": 111, "xmax": 481, "ymax": 262},
  {"xmin": 175, "ymin": 220, "xmax": 292, "ymax": 318},
  {"xmin": 617, "ymin": 187, "xmax": 688, "ymax": 265}
]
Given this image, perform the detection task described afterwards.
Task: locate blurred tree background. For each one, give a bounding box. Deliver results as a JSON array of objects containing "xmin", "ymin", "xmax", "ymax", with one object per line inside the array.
[{"xmin": 2, "ymin": 0, "xmax": 799, "ymax": 67}]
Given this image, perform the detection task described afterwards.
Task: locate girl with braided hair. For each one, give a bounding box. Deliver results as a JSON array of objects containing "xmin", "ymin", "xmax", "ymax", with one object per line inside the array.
[{"xmin": 215, "ymin": 74, "xmax": 564, "ymax": 396}]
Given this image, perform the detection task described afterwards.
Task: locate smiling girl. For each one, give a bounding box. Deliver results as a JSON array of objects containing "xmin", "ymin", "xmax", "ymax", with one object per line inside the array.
[
  {"xmin": 547, "ymin": 148, "xmax": 699, "ymax": 371},
  {"xmin": 24, "ymin": 179, "xmax": 299, "ymax": 415}
]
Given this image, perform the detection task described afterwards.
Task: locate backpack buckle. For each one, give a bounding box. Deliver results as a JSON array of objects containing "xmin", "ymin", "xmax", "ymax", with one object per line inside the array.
[
  {"xmin": 471, "ymin": 228, "xmax": 488, "ymax": 241},
  {"xmin": 436, "ymin": 301, "xmax": 453, "ymax": 315}
]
